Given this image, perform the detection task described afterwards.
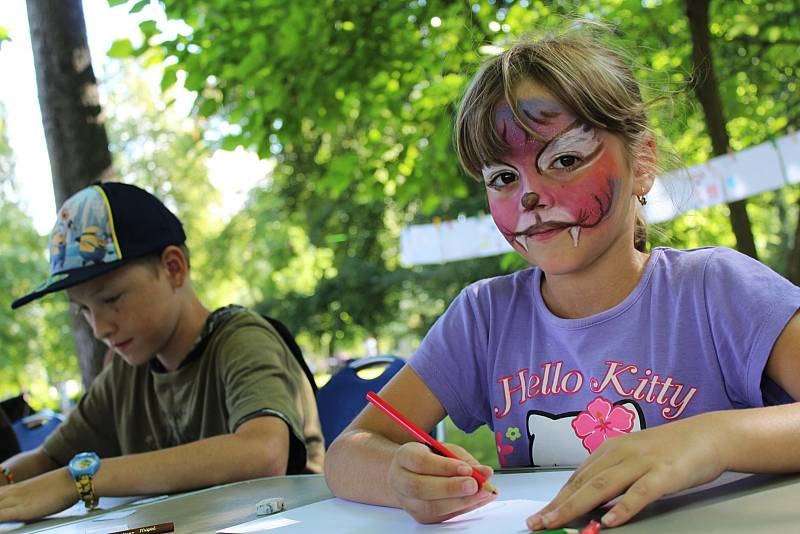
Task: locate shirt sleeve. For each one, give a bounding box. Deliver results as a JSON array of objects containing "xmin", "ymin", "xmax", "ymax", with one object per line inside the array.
[
  {"xmin": 703, "ymin": 247, "xmax": 800, "ymax": 407},
  {"xmin": 409, "ymin": 285, "xmax": 491, "ymax": 433},
  {"xmin": 215, "ymin": 321, "xmax": 310, "ymax": 473},
  {"xmin": 41, "ymin": 364, "xmax": 122, "ymax": 465}
]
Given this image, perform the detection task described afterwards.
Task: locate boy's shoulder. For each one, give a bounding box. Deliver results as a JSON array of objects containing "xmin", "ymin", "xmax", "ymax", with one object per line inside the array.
[{"xmin": 204, "ymin": 305, "xmax": 278, "ymax": 344}]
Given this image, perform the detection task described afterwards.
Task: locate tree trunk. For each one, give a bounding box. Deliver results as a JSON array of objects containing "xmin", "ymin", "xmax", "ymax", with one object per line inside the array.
[
  {"xmin": 685, "ymin": 0, "xmax": 758, "ymax": 260},
  {"xmin": 27, "ymin": 0, "xmax": 112, "ymax": 389},
  {"xmin": 789, "ymin": 193, "xmax": 800, "ymax": 284}
]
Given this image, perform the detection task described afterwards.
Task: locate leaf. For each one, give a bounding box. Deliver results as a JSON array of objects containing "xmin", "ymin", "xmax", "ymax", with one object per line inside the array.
[
  {"xmin": 197, "ymin": 98, "xmax": 218, "ymax": 118},
  {"xmin": 139, "ymin": 20, "xmax": 158, "ymax": 39},
  {"xmin": 319, "ymin": 154, "xmax": 359, "ymax": 197},
  {"xmin": 221, "ymin": 135, "xmax": 244, "ymax": 151},
  {"xmin": 129, "ymin": 0, "xmax": 150, "ymax": 14},
  {"xmin": 160, "ymin": 65, "xmax": 178, "ymax": 91},
  {"xmin": 107, "ymin": 39, "xmax": 134, "ymax": 58}
]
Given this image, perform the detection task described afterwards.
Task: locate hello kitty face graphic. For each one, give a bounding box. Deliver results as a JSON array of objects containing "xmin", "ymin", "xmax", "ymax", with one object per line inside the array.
[{"xmin": 482, "ymin": 97, "xmax": 623, "ymax": 252}]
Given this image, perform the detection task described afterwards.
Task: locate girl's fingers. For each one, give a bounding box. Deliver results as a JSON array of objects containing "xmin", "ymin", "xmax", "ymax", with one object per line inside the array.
[
  {"xmin": 474, "ymin": 464, "xmax": 494, "ymax": 480},
  {"xmin": 391, "ymin": 441, "xmax": 499, "ymax": 523},
  {"xmin": 539, "ymin": 447, "xmax": 619, "ymax": 516},
  {"xmin": 396, "ymin": 442, "xmax": 475, "ymax": 478},
  {"xmin": 528, "ymin": 462, "xmax": 645, "ymax": 531},
  {"xmin": 401, "ymin": 489, "xmax": 496, "ymax": 524},
  {"xmin": 443, "ymin": 443, "xmax": 480, "ymax": 465},
  {"xmin": 393, "ymin": 470, "xmax": 481, "ymax": 501},
  {"xmin": 600, "ymin": 470, "xmax": 671, "ymax": 527}
]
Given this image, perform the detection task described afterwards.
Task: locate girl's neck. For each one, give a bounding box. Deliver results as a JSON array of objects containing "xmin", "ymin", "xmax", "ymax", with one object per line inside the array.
[{"xmin": 540, "ymin": 236, "xmax": 651, "ymax": 320}]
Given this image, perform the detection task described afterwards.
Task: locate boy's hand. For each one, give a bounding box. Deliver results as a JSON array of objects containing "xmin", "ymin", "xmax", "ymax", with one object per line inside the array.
[
  {"xmin": 0, "ymin": 468, "xmax": 77, "ymax": 522},
  {"xmin": 388, "ymin": 441, "xmax": 496, "ymax": 524},
  {"xmin": 526, "ymin": 412, "xmax": 728, "ymax": 531}
]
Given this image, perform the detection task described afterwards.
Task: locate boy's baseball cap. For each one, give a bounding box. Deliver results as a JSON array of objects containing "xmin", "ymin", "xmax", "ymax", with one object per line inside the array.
[{"xmin": 11, "ymin": 181, "xmax": 186, "ymax": 309}]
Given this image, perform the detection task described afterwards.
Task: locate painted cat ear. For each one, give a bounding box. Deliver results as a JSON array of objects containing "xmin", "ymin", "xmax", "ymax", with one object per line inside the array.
[{"xmin": 537, "ymin": 125, "xmax": 602, "ymax": 174}]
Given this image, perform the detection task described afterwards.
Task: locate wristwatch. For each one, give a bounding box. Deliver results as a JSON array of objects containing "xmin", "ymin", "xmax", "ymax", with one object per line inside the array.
[{"xmin": 67, "ymin": 452, "xmax": 100, "ymax": 510}]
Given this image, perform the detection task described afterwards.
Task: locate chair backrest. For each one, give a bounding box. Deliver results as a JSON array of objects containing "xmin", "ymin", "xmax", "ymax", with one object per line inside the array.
[
  {"xmin": 317, "ymin": 355, "xmax": 405, "ymax": 448},
  {"xmin": 0, "ymin": 394, "xmax": 34, "ymax": 422},
  {"xmin": 12, "ymin": 409, "xmax": 65, "ymax": 452}
]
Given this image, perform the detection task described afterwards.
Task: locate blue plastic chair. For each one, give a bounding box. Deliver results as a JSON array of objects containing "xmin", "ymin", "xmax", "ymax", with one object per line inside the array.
[
  {"xmin": 317, "ymin": 355, "xmax": 446, "ymax": 448},
  {"xmin": 317, "ymin": 355, "xmax": 406, "ymax": 448},
  {"xmin": 12, "ymin": 409, "xmax": 64, "ymax": 451}
]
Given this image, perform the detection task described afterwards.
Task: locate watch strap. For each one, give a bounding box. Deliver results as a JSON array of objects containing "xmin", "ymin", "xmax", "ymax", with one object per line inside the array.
[{"xmin": 73, "ymin": 473, "xmax": 99, "ymax": 510}]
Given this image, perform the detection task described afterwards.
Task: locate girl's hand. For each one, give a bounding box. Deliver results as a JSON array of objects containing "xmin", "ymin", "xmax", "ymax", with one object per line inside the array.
[
  {"xmin": 527, "ymin": 412, "xmax": 728, "ymax": 530},
  {"xmin": 389, "ymin": 441, "xmax": 496, "ymax": 524}
]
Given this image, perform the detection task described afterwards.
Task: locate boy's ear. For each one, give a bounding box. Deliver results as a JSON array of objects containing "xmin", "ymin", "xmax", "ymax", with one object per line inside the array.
[{"xmin": 160, "ymin": 245, "xmax": 188, "ymax": 288}]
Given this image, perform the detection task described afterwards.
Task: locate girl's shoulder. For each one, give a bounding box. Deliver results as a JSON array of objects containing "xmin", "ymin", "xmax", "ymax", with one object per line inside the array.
[
  {"xmin": 651, "ymin": 246, "xmax": 794, "ymax": 295},
  {"xmin": 653, "ymin": 245, "xmax": 775, "ymax": 276},
  {"xmin": 461, "ymin": 268, "xmax": 539, "ymax": 306}
]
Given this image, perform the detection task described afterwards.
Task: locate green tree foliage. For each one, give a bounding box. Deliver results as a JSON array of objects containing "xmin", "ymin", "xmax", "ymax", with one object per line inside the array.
[
  {"xmin": 101, "ymin": 57, "xmax": 228, "ymax": 307},
  {"xmin": 0, "ymin": 103, "xmax": 76, "ymax": 406},
  {"xmin": 644, "ymin": 0, "xmax": 800, "ymax": 277},
  {"xmin": 110, "ymin": 0, "xmax": 799, "ymax": 357}
]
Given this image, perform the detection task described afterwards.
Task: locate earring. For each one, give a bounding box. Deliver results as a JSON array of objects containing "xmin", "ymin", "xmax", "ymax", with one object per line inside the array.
[{"xmin": 637, "ymin": 195, "xmax": 647, "ymax": 206}]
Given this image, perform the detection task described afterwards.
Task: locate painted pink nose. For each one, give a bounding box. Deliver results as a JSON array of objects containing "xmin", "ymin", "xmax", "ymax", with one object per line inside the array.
[{"xmin": 521, "ymin": 192, "xmax": 541, "ymax": 210}]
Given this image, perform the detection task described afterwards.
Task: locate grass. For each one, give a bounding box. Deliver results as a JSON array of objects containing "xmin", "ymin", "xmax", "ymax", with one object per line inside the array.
[{"xmin": 441, "ymin": 417, "xmax": 499, "ymax": 469}]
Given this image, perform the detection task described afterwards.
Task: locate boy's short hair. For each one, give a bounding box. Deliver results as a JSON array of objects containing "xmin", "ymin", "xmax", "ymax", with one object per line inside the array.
[
  {"xmin": 136, "ymin": 243, "xmax": 192, "ymax": 275},
  {"xmin": 11, "ymin": 181, "xmax": 186, "ymax": 309}
]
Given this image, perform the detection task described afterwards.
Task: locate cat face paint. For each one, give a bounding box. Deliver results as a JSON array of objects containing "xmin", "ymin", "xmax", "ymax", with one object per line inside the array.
[{"xmin": 482, "ymin": 98, "xmax": 622, "ymax": 253}]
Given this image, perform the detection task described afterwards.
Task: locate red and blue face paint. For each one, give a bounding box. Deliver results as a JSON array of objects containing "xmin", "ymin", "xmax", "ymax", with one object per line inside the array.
[{"xmin": 482, "ymin": 98, "xmax": 622, "ymax": 252}]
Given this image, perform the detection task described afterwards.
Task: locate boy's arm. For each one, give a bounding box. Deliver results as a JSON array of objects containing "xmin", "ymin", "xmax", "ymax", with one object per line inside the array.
[
  {"xmin": 0, "ymin": 415, "xmax": 288, "ymax": 522},
  {"xmin": 324, "ymin": 366, "xmax": 495, "ymax": 523}
]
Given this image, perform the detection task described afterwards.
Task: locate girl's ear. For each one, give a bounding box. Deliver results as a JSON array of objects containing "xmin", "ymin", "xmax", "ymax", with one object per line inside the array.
[{"xmin": 634, "ymin": 135, "xmax": 657, "ymax": 195}]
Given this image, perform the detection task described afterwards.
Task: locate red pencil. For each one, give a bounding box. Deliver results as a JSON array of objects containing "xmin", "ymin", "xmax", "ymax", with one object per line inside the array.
[{"xmin": 366, "ymin": 391, "xmax": 498, "ymax": 495}]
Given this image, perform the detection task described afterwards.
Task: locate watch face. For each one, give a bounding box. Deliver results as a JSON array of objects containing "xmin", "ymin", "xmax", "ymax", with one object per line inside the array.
[
  {"xmin": 75, "ymin": 458, "xmax": 94, "ymax": 469},
  {"xmin": 69, "ymin": 452, "xmax": 100, "ymax": 477}
]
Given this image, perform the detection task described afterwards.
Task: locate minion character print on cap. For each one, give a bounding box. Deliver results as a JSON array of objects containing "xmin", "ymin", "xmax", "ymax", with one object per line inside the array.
[
  {"xmin": 11, "ymin": 181, "xmax": 186, "ymax": 310},
  {"xmin": 50, "ymin": 187, "xmax": 121, "ymax": 272}
]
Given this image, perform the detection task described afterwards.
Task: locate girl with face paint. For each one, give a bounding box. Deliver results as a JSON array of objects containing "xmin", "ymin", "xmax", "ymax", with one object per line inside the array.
[{"xmin": 324, "ymin": 26, "xmax": 800, "ymax": 532}]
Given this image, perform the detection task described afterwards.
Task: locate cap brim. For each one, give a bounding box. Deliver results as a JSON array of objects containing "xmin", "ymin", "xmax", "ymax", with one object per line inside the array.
[{"xmin": 11, "ymin": 259, "xmax": 131, "ymax": 310}]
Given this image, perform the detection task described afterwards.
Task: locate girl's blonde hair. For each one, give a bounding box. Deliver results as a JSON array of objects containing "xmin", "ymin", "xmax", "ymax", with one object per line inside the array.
[{"xmin": 455, "ymin": 24, "xmax": 654, "ymax": 252}]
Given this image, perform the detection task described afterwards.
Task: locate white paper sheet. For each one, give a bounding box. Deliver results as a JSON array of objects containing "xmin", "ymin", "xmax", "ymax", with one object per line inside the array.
[
  {"xmin": 217, "ymin": 471, "xmax": 568, "ymax": 533},
  {"xmin": 217, "ymin": 498, "xmax": 546, "ymax": 534}
]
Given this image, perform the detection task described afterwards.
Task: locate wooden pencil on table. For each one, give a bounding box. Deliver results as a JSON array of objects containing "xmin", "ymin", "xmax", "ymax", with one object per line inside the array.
[{"xmin": 107, "ymin": 522, "xmax": 175, "ymax": 534}]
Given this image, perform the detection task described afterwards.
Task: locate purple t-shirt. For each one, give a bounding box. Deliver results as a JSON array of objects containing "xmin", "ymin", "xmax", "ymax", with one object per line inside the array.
[{"xmin": 409, "ymin": 247, "xmax": 800, "ymax": 468}]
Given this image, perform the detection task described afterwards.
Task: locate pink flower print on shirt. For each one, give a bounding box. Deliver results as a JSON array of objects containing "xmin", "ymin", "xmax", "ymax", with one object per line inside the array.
[
  {"xmin": 571, "ymin": 396, "xmax": 635, "ymax": 454},
  {"xmin": 496, "ymin": 431, "xmax": 514, "ymax": 466}
]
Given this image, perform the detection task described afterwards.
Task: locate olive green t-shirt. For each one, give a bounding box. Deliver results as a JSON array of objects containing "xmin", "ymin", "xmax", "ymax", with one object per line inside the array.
[{"xmin": 43, "ymin": 306, "xmax": 323, "ymax": 474}]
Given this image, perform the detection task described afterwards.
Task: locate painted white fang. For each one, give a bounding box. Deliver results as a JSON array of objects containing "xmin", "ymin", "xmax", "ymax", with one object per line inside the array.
[{"xmin": 569, "ymin": 226, "xmax": 581, "ymax": 247}]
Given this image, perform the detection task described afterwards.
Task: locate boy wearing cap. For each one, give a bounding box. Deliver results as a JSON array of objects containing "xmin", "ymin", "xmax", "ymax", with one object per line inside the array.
[{"xmin": 0, "ymin": 182, "xmax": 323, "ymax": 521}]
